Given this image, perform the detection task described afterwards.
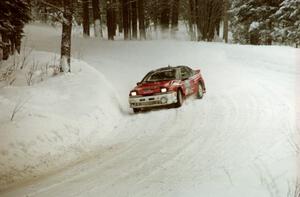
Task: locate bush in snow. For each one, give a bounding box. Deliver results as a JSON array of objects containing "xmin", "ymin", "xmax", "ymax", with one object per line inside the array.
[{"xmin": 0, "ymin": 51, "xmax": 59, "ymax": 86}]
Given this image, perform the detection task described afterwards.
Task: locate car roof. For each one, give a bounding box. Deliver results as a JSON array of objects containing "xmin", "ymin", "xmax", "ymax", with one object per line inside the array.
[
  {"xmin": 141, "ymin": 65, "xmax": 190, "ymax": 82},
  {"xmin": 153, "ymin": 65, "xmax": 188, "ymax": 72}
]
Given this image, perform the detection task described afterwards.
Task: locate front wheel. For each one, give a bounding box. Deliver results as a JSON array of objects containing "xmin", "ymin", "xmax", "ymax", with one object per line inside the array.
[
  {"xmin": 133, "ymin": 108, "xmax": 141, "ymax": 113},
  {"xmin": 174, "ymin": 90, "xmax": 183, "ymax": 108},
  {"xmin": 197, "ymin": 83, "xmax": 204, "ymax": 99}
]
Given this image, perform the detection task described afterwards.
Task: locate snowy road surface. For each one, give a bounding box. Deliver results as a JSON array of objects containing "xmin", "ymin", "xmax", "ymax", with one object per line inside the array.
[{"xmin": 0, "ymin": 25, "xmax": 299, "ymax": 197}]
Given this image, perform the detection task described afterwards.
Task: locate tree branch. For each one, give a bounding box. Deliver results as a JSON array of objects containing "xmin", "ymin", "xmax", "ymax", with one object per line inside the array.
[{"xmin": 40, "ymin": 0, "xmax": 64, "ymax": 14}]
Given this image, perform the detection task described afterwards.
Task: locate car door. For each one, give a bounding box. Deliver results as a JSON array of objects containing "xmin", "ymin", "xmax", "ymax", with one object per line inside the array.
[
  {"xmin": 180, "ymin": 67, "xmax": 193, "ymax": 95},
  {"xmin": 186, "ymin": 67, "xmax": 199, "ymax": 93}
]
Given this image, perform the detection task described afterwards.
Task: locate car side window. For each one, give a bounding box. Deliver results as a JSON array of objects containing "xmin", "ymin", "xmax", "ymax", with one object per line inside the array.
[
  {"xmin": 186, "ymin": 67, "xmax": 194, "ymax": 76},
  {"xmin": 181, "ymin": 67, "xmax": 192, "ymax": 80}
]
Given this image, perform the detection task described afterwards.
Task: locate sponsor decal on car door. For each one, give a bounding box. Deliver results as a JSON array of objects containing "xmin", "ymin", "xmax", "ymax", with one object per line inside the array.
[
  {"xmin": 184, "ymin": 79, "xmax": 191, "ymax": 95},
  {"xmin": 190, "ymin": 75, "xmax": 198, "ymax": 93}
]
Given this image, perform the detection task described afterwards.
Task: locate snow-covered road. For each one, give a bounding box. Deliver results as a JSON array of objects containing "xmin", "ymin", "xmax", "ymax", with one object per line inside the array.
[{"xmin": 0, "ymin": 25, "xmax": 299, "ymax": 197}]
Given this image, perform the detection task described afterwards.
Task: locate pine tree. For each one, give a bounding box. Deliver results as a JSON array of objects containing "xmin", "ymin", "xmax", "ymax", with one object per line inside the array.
[
  {"xmin": 273, "ymin": 0, "xmax": 300, "ymax": 47},
  {"xmin": 0, "ymin": 0, "xmax": 30, "ymax": 60},
  {"xmin": 231, "ymin": 0, "xmax": 283, "ymax": 45}
]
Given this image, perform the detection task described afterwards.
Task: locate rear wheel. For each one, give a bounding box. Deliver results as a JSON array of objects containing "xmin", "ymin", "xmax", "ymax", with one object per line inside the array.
[
  {"xmin": 197, "ymin": 83, "xmax": 204, "ymax": 99},
  {"xmin": 175, "ymin": 89, "xmax": 183, "ymax": 108},
  {"xmin": 133, "ymin": 108, "xmax": 141, "ymax": 113}
]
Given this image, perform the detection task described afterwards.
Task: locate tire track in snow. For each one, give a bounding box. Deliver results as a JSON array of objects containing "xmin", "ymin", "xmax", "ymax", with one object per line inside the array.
[{"xmin": 18, "ymin": 110, "xmax": 182, "ymax": 197}]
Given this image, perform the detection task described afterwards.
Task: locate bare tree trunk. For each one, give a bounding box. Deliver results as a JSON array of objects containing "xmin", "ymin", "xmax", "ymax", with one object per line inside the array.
[
  {"xmin": 196, "ymin": 0, "xmax": 202, "ymax": 41},
  {"xmin": 0, "ymin": 33, "xmax": 3, "ymax": 61},
  {"xmin": 2, "ymin": 34, "xmax": 9, "ymax": 60},
  {"xmin": 31, "ymin": 0, "xmax": 39, "ymax": 20},
  {"xmin": 266, "ymin": 20, "xmax": 272, "ymax": 45},
  {"xmin": 160, "ymin": 1, "xmax": 171, "ymax": 32},
  {"xmin": 82, "ymin": 0, "xmax": 90, "ymax": 37},
  {"xmin": 189, "ymin": 0, "xmax": 196, "ymax": 41},
  {"xmin": 42, "ymin": 7, "xmax": 47, "ymax": 23},
  {"xmin": 60, "ymin": 0, "xmax": 73, "ymax": 72},
  {"xmin": 223, "ymin": 0, "xmax": 228, "ymax": 43},
  {"xmin": 216, "ymin": 23, "xmax": 220, "ymax": 36},
  {"xmin": 117, "ymin": 1, "xmax": 123, "ymax": 33},
  {"xmin": 128, "ymin": 1, "xmax": 132, "ymax": 39},
  {"xmin": 250, "ymin": 32, "xmax": 259, "ymax": 45},
  {"xmin": 138, "ymin": 0, "xmax": 146, "ymax": 40},
  {"xmin": 110, "ymin": 0, "xmax": 117, "ymax": 36},
  {"xmin": 15, "ymin": 33, "xmax": 21, "ymax": 53},
  {"xmin": 92, "ymin": 0, "xmax": 103, "ymax": 37},
  {"xmin": 153, "ymin": 0, "xmax": 159, "ymax": 37},
  {"xmin": 107, "ymin": 0, "xmax": 115, "ymax": 40},
  {"xmin": 10, "ymin": 35, "xmax": 15, "ymax": 54},
  {"xmin": 171, "ymin": 0, "xmax": 179, "ymax": 33},
  {"xmin": 122, "ymin": 0, "xmax": 129, "ymax": 40},
  {"xmin": 131, "ymin": 1, "xmax": 138, "ymax": 39}
]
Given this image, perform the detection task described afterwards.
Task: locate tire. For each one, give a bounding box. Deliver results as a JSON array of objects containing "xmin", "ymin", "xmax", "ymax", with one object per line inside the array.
[
  {"xmin": 133, "ymin": 108, "xmax": 141, "ymax": 113},
  {"xmin": 175, "ymin": 89, "xmax": 183, "ymax": 108},
  {"xmin": 197, "ymin": 83, "xmax": 204, "ymax": 99}
]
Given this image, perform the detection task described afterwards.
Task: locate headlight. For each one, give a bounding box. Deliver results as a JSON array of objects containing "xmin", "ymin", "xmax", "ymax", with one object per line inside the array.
[
  {"xmin": 131, "ymin": 91, "xmax": 137, "ymax": 96},
  {"xmin": 161, "ymin": 88, "xmax": 167, "ymax": 93}
]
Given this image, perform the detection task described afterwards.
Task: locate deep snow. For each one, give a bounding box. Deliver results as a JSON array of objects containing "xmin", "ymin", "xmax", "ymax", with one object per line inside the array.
[
  {"xmin": 0, "ymin": 24, "xmax": 299, "ymax": 197},
  {"xmin": 0, "ymin": 50, "xmax": 122, "ymax": 190}
]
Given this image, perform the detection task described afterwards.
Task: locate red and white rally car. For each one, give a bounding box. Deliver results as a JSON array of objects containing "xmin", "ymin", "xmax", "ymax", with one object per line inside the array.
[{"xmin": 129, "ymin": 65, "xmax": 206, "ymax": 113}]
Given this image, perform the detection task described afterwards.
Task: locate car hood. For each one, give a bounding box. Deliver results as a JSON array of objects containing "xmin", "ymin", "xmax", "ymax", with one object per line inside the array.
[{"xmin": 132, "ymin": 81, "xmax": 173, "ymax": 95}]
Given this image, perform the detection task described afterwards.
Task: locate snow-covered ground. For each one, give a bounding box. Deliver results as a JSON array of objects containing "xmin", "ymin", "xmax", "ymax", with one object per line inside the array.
[
  {"xmin": 0, "ymin": 50, "xmax": 122, "ymax": 190},
  {"xmin": 0, "ymin": 24, "xmax": 299, "ymax": 197}
]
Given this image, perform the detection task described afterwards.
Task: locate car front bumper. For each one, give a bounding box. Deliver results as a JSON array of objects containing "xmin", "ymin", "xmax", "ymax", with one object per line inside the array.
[{"xmin": 129, "ymin": 92, "xmax": 177, "ymax": 108}]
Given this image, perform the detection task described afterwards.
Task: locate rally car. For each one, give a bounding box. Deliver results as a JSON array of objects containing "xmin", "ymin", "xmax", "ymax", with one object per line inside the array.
[{"xmin": 129, "ymin": 65, "xmax": 206, "ymax": 113}]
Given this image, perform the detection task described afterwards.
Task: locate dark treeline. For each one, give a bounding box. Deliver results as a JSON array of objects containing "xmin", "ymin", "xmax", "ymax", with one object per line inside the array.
[
  {"xmin": 28, "ymin": 0, "xmax": 228, "ymax": 42},
  {"xmin": 0, "ymin": 0, "xmax": 299, "ymax": 71},
  {"xmin": 0, "ymin": 0, "xmax": 30, "ymax": 61}
]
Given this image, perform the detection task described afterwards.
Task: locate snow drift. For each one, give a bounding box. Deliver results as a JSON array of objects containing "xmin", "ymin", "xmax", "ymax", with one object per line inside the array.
[{"xmin": 0, "ymin": 51, "xmax": 121, "ymax": 190}]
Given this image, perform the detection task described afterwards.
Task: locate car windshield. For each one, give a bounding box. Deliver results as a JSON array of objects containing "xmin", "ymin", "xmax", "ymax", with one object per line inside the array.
[{"xmin": 143, "ymin": 69, "xmax": 176, "ymax": 82}]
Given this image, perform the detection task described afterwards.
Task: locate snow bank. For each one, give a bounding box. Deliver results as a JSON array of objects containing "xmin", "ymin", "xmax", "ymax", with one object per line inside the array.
[{"xmin": 0, "ymin": 51, "xmax": 121, "ymax": 190}]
